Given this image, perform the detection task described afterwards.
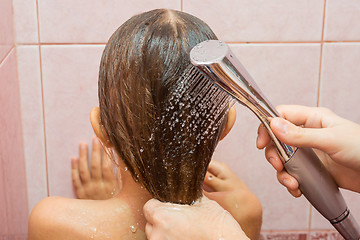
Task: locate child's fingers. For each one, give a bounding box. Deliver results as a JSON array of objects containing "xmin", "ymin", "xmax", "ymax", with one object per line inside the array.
[
  {"xmin": 71, "ymin": 158, "xmax": 82, "ymax": 188},
  {"xmin": 204, "ymin": 171, "xmax": 227, "ymax": 192},
  {"xmin": 208, "ymin": 160, "xmax": 239, "ymax": 181},
  {"xmin": 203, "ymin": 191, "xmax": 225, "ymax": 206},
  {"xmin": 207, "ymin": 160, "xmax": 230, "ymax": 179},
  {"xmin": 71, "ymin": 157, "xmax": 86, "ymax": 198},
  {"xmin": 78, "ymin": 143, "xmax": 91, "ymax": 183},
  {"xmin": 90, "ymin": 137, "xmax": 102, "ymax": 181}
]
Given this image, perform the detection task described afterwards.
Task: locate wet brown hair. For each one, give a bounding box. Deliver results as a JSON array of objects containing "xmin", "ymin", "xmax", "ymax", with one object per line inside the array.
[{"xmin": 98, "ymin": 9, "xmax": 230, "ymax": 204}]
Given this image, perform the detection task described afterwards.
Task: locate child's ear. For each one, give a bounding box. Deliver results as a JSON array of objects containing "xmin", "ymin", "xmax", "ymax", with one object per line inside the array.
[
  {"xmin": 90, "ymin": 107, "xmax": 112, "ymax": 147},
  {"xmin": 220, "ymin": 105, "xmax": 236, "ymax": 140}
]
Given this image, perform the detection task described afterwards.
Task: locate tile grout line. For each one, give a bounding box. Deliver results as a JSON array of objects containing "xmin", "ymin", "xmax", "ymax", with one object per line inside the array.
[
  {"xmin": 17, "ymin": 42, "xmax": 107, "ymax": 46},
  {"xmin": 309, "ymin": 0, "xmax": 327, "ymax": 236},
  {"xmin": 12, "ymin": 40, "xmax": 360, "ymax": 47},
  {"xmin": 0, "ymin": 45, "xmax": 15, "ymax": 66},
  {"xmin": 36, "ymin": 0, "xmax": 50, "ymax": 197},
  {"xmin": 317, "ymin": 0, "xmax": 327, "ymax": 108}
]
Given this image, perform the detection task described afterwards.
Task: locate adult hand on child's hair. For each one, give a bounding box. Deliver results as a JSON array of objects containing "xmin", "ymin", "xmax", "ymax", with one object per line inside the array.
[
  {"xmin": 144, "ymin": 196, "xmax": 249, "ymax": 240},
  {"xmin": 256, "ymin": 105, "xmax": 360, "ymax": 197},
  {"xmin": 203, "ymin": 160, "xmax": 262, "ymax": 240},
  {"xmin": 71, "ymin": 137, "xmax": 121, "ymax": 200}
]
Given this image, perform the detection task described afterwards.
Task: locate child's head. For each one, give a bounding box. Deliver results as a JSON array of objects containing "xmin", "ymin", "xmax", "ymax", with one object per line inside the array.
[{"xmin": 92, "ymin": 9, "xmax": 235, "ymax": 204}]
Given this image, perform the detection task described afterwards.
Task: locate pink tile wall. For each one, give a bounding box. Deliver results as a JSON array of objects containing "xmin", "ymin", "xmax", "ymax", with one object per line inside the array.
[
  {"xmin": 0, "ymin": 0, "xmax": 14, "ymax": 61},
  {"xmin": 17, "ymin": 46, "xmax": 47, "ymax": 214},
  {"xmin": 0, "ymin": 49, "xmax": 28, "ymax": 236},
  {"xmin": 10, "ymin": 0, "xmax": 360, "ymax": 238},
  {"xmin": 38, "ymin": 0, "xmax": 181, "ymax": 43},
  {"xmin": 324, "ymin": 0, "xmax": 360, "ymax": 41},
  {"xmin": 12, "ymin": 0, "xmax": 38, "ymax": 44},
  {"xmin": 0, "ymin": 0, "xmax": 28, "ymax": 237},
  {"xmin": 183, "ymin": 0, "xmax": 324, "ymax": 42},
  {"xmin": 320, "ymin": 43, "xmax": 360, "ymax": 123},
  {"xmin": 41, "ymin": 45, "xmax": 104, "ymax": 197}
]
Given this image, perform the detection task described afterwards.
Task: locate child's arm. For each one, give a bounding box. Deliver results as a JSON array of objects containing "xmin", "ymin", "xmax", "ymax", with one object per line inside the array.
[{"xmin": 203, "ymin": 160, "xmax": 263, "ymax": 240}]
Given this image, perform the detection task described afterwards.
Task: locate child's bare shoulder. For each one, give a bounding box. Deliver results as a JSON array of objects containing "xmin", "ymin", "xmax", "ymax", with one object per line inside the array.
[
  {"xmin": 28, "ymin": 197, "xmax": 87, "ymax": 239},
  {"xmin": 28, "ymin": 196, "xmax": 141, "ymax": 240}
]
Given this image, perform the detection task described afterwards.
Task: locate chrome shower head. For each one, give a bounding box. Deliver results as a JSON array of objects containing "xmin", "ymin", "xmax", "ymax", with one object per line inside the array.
[{"xmin": 190, "ymin": 40, "xmax": 360, "ymax": 239}]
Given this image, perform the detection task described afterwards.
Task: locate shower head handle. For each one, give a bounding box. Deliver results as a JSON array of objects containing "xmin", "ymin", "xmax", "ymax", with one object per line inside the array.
[{"xmin": 190, "ymin": 40, "xmax": 360, "ymax": 239}]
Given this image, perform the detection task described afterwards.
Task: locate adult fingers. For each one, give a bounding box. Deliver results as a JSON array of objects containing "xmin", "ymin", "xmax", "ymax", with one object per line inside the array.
[
  {"xmin": 78, "ymin": 143, "xmax": 91, "ymax": 183},
  {"xmin": 277, "ymin": 171, "xmax": 302, "ymax": 198},
  {"xmin": 271, "ymin": 118, "xmax": 331, "ymax": 151},
  {"xmin": 145, "ymin": 223, "xmax": 153, "ymax": 239},
  {"xmin": 275, "ymin": 105, "xmax": 319, "ymax": 126},
  {"xmin": 143, "ymin": 199, "xmax": 164, "ymax": 224},
  {"xmin": 264, "ymin": 144, "xmax": 285, "ymax": 172},
  {"xmin": 90, "ymin": 137, "xmax": 102, "ymax": 181},
  {"xmin": 256, "ymin": 123, "xmax": 271, "ymax": 149}
]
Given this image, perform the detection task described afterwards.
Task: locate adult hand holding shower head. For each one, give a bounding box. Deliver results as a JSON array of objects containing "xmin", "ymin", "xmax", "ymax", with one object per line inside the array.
[{"xmin": 190, "ymin": 40, "xmax": 360, "ymax": 240}]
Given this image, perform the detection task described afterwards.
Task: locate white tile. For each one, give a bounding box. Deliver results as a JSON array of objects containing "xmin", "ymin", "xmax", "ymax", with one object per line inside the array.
[
  {"xmin": 184, "ymin": 0, "xmax": 324, "ymax": 42},
  {"xmin": 38, "ymin": 0, "xmax": 181, "ymax": 43},
  {"xmin": 12, "ymin": 0, "xmax": 39, "ymax": 44},
  {"xmin": 320, "ymin": 43, "xmax": 360, "ymax": 123},
  {"xmin": 0, "ymin": 0, "xmax": 14, "ymax": 62},
  {"xmin": 324, "ymin": 0, "xmax": 360, "ymax": 41},
  {"xmin": 17, "ymin": 45, "xmax": 48, "ymax": 213},
  {"xmin": 41, "ymin": 45, "xmax": 104, "ymax": 197}
]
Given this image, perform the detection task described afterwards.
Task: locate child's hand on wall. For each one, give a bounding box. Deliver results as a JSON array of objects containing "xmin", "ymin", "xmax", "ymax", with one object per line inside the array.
[
  {"xmin": 71, "ymin": 137, "xmax": 121, "ymax": 200},
  {"xmin": 203, "ymin": 160, "xmax": 263, "ymax": 240}
]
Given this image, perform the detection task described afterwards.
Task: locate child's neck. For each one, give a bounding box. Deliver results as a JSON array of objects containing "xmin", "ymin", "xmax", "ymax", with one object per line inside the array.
[
  {"xmin": 117, "ymin": 164, "xmax": 152, "ymax": 201},
  {"xmin": 115, "ymin": 160, "xmax": 152, "ymax": 232}
]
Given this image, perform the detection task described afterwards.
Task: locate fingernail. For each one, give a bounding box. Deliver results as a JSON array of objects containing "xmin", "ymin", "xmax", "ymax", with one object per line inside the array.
[
  {"xmin": 283, "ymin": 178, "xmax": 291, "ymax": 186},
  {"xmin": 80, "ymin": 144, "xmax": 86, "ymax": 149},
  {"xmin": 268, "ymin": 157, "xmax": 275, "ymax": 165},
  {"xmin": 273, "ymin": 118, "xmax": 289, "ymax": 134},
  {"xmin": 71, "ymin": 158, "xmax": 77, "ymax": 166}
]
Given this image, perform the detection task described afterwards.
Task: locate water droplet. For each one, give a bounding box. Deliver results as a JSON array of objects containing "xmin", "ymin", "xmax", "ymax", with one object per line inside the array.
[
  {"xmin": 140, "ymin": 148, "xmax": 144, "ymax": 153},
  {"xmin": 124, "ymin": 167, "xmax": 128, "ymax": 171},
  {"xmin": 208, "ymin": 175, "xmax": 213, "ymax": 180},
  {"xmin": 130, "ymin": 225, "xmax": 137, "ymax": 233}
]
